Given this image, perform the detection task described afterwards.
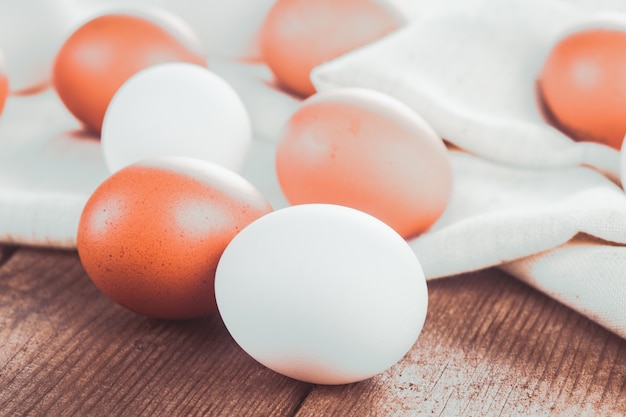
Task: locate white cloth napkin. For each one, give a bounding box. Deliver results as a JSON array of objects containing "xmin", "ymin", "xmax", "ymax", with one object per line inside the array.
[
  {"xmin": 309, "ymin": 0, "xmax": 626, "ymax": 338},
  {"xmin": 0, "ymin": 91, "xmax": 108, "ymax": 247}
]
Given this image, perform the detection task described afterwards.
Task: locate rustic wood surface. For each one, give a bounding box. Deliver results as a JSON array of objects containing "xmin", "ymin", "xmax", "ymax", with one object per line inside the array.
[{"xmin": 1, "ymin": 246, "xmax": 625, "ymax": 416}]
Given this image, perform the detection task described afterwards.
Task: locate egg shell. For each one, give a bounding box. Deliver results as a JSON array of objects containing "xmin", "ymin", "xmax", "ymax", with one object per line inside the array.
[
  {"xmin": 77, "ymin": 156, "xmax": 273, "ymax": 319},
  {"xmin": 52, "ymin": 13, "xmax": 206, "ymax": 134},
  {"xmin": 101, "ymin": 62, "xmax": 252, "ymax": 174},
  {"xmin": 275, "ymin": 87, "xmax": 453, "ymax": 239},
  {"xmin": 259, "ymin": 0, "xmax": 405, "ymax": 97},
  {"xmin": 538, "ymin": 25, "xmax": 626, "ymax": 150},
  {"xmin": 215, "ymin": 203, "xmax": 428, "ymax": 385}
]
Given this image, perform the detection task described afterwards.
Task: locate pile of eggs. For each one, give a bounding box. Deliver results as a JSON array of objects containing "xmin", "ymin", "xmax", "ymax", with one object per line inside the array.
[{"xmin": 1, "ymin": 0, "xmax": 626, "ymax": 385}]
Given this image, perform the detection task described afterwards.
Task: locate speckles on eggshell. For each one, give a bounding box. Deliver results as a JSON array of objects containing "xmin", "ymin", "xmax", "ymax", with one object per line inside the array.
[{"xmin": 77, "ymin": 157, "xmax": 272, "ymax": 319}]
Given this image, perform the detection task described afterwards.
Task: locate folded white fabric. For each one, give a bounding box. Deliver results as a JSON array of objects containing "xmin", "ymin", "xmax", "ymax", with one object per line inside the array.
[
  {"xmin": 310, "ymin": 0, "xmax": 626, "ymax": 337},
  {"xmin": 0, "ymin": 91, "xmax": 108, "ymax": 247},
  {"xmin": 411, "ymin": 151, "xmax": 626, "ymax": 276},
  {"xmin": 502, "ymin": 241, "xmax": 626, "ymax": 340},
  {"xmin": 413, "ymin": 150, "xmax": 626, "ymax": 337}
]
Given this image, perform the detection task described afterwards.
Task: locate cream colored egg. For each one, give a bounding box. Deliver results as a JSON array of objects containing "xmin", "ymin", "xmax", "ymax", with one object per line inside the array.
[
  {"xmin": 215, "ymin": 203, "xmax": 428, "ymax": 385},
  {"xmin": 101, "ymin": 62, "xmax": 252, "ymax": 173}
]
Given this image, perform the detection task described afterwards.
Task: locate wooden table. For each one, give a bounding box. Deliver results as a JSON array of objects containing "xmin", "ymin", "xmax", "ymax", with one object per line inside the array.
[{"xmin": 1, "ymin": 245, "xmax": 625, "ymax": 416}]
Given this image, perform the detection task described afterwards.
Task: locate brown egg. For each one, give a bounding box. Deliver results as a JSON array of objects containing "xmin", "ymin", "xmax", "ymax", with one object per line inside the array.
[
  {"xmin": 259, "ymin": 0, "xmax": 405, "ymax": 97},
  {"xmin": 53, "ymin": 13, "xmax": 206, "ymax": 134},
  {"xmin": 77, "ymin": 157, "xmax": 272, "ymax": 319},
  {"xmin": 538, "ymin": 28, "xmax": 626, "ymax": 150},
  {"xmin": 275, "ymin": 88, "xmax": 452, "ymax": 239}
]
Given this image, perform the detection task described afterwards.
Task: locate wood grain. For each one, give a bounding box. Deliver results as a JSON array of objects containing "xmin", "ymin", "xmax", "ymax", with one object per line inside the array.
[
  {"xmin": 0, "ymin": 247, "xmax": 310, "ymax": 417},
  {"xmin": 0, "ymin": 245, "xmax": 16, "ymax": 267},
  {"xmin": 294, "ymin": 271, "xmax": 626, "ymax": 417},
  {"xmin": 1, "ymin": 248, "xmax": 625, "ymax": 416}
]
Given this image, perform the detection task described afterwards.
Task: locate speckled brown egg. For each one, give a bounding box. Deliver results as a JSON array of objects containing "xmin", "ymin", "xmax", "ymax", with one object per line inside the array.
[{"xmin": 77, "ymin": 156, "xmax": 272, "ymax": 319}]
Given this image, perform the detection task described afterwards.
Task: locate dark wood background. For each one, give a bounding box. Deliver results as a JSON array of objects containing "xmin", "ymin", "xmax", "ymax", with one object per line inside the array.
[{"xmin": 1, "ymin": 245, "xmax": 624, "ymax": 416}]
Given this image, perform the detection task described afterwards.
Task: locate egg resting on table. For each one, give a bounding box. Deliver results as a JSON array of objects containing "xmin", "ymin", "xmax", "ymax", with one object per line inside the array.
[
  {"xmin": 275, "ymin": 87, "xmax": 453, "ymax": 239},
  {"xmin": 259, "ymin": 0, "xmax": 405, "ymax": 97},
  {"xmin": 77, "ymin": 156, "xmax": 272, "ymax": 319},
  {"xmin": 215, "ymin": 203, "xmax": 428, "ymax": 385},
  {"xmin": 52, "ymin": 13, "xmax": 206, "ymax": 134},
  {"xmin": 538, "ymin": 28, "xmax": 626, "ymax": 150}
]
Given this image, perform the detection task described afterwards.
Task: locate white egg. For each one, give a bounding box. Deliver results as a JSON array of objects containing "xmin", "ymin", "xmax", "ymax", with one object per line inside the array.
[
  {"xmin": 101, "ymin": 62, "xmax": 252, "ymax": 173},
  {"xmin": 0, "ymin": 0, "xmax": 81, "ymax": 94},
  {"xmin": 215, "ymin": 204, "xmax": 428, "ymax": 385}
]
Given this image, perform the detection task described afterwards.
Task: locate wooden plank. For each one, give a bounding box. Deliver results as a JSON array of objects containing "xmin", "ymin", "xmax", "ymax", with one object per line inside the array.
[
  {"xmin": 2, "ymin": 249, "xmax": 625, "ymax": 416},
  {"xmin": 0, "ymin": 248, "xmax": 311, "ymax": 417},
  {"xmin": 0, "ymin": 244, "xmax": 16, "ymax": 266},
  {"xmin": 294, "ymin": 269, "xmax": 626, "ymax": 417}
]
